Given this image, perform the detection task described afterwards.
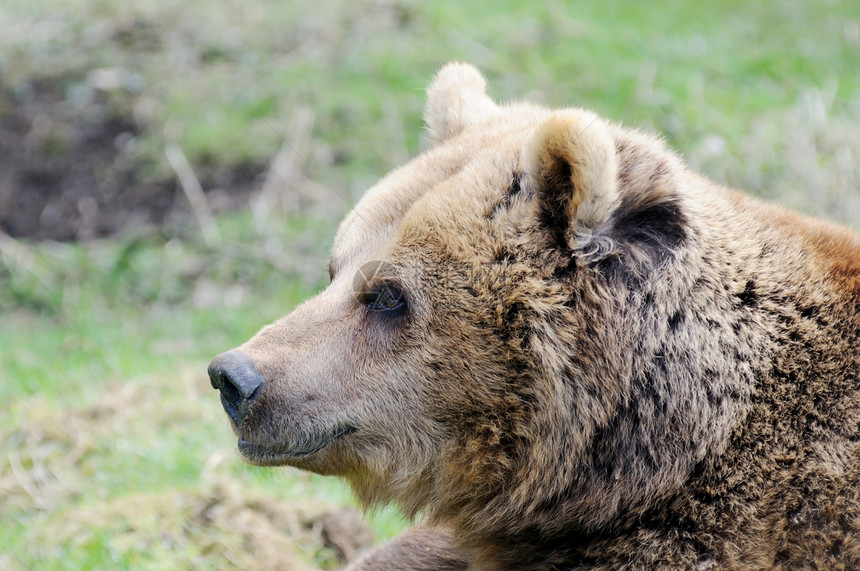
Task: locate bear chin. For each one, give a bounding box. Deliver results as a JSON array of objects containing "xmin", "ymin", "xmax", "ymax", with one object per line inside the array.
[{"xmin": 237, "ymin": 424, "xmax": 356, "ymax": 466}]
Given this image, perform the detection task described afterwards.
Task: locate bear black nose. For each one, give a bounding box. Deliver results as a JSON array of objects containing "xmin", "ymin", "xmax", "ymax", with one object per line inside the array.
[{"xmin": 208, "ymin": 350, "xmax": 265, "ymax": 429}]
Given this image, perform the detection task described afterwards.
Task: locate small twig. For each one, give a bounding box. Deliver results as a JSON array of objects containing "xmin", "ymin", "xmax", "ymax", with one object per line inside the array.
[
  {"xmin": 254, "ymin": 107, "xmax": 316, "ymax": 227},
  {"xmin": 165, "ymin": 144, "xmax": 220, "ymax": 246},
  {"xmin": 8, "ymin": 451, "xmax": 43, "ymax": 508},
  {"xmin": 200, "ymin": 449, "xmax": 231, "ymax": 484},
  {"xmin": 0, "ymin": 229, "xmax": 31, "ymax": 266}
]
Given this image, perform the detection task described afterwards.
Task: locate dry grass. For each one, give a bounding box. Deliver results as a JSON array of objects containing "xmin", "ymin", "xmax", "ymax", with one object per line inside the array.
[
  {"xmin": 0, "ymin": 370, "xmax": 374, "ymax": 569},
  {"xmin": 24, "ymin": 484, "xmax": 372, "ymax": 570},
  {"xmin": 689, "ymin": 87, "xmax": 860, "ymax": 228}
]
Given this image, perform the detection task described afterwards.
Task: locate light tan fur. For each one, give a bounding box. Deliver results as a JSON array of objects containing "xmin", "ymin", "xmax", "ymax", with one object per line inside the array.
[
  {"xmin": 424, "ymin": 62, "xmax": 500, "ymax": 144},
  {"xmin": 211, "ymin": 63, "xmax": 860, "ymax": 570},
  {"xmin": 524, "ymin": 109, "xmax": 619, "ymax": 234}
]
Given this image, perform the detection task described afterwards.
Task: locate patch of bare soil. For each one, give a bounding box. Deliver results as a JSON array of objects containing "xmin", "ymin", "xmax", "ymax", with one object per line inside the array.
[{"xmin": 0, "ymin": 78, "xmax": 258, "ymax": 241}]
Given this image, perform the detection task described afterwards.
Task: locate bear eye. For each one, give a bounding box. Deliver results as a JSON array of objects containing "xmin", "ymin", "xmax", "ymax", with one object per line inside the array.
[{"xmin": 361, "ymin": 283, "xmax": 406, "ymax": 313}]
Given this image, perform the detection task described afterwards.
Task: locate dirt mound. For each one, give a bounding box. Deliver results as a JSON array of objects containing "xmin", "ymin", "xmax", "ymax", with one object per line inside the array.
[{"xmin": 0, "ymin": 78, "xmax": 257, "ymax": 242}]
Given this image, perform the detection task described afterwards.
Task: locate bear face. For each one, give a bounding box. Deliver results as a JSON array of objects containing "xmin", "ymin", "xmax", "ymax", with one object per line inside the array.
[{"xmin": 210, "ymin": 63, "xmax": 860, "ymax": 568}]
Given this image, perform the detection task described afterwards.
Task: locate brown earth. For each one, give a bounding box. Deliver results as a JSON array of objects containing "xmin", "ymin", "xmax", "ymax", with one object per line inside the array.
[{"xmin": 0, "ymin": 78, "xmax": 258, "ymax": 242}]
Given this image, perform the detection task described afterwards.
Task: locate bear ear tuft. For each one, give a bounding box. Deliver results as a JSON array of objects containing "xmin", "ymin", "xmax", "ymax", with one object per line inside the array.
[
  {"xmin": 424, "ymin": 62, "xmax": 499, "ymax": 145},
  {"xmin": 524, "ymin": 110, "xmax": 620, "ymax": 245}
]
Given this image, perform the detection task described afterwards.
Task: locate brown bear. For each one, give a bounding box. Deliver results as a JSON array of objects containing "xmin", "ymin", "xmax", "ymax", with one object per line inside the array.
[{"xmin": 208, "ymin": 63, "xmax": 860, "ymax": 569}]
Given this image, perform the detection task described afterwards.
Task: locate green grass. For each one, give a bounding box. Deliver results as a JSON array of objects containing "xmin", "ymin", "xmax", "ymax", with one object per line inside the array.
[
  {"xmin": 1, "ymin": 0, "xmax": 859, "ymax": 568},
  {"xmin": 3, "ymin": 0, "xmax": 858, "ymax": 188}
]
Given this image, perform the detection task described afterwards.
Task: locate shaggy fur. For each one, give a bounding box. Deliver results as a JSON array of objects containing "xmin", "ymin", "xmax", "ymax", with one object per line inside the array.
[{"xmin": 210, "ymin": 63, "xmax": 860, "ymax": 570}]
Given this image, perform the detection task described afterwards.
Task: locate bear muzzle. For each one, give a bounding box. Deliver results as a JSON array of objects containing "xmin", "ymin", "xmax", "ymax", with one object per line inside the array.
[{"xmin": 208, "ymin": 349, "xmax": 358, "ymax": 467}]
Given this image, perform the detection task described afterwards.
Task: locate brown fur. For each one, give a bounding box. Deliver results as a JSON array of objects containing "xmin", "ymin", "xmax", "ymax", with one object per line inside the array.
[{"xmin": 211, "ymin": 63, "xmax": 860, "ymax": 569}]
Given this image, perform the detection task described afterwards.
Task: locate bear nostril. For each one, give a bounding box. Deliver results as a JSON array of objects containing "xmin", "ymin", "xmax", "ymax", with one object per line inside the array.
[
  {"xmin": 207, "ymin": 350, "xmax": 266, "ymax": 428},
  {"xmin": 218, "ymin": 373, "xmax": 242, "ymax": 413}
]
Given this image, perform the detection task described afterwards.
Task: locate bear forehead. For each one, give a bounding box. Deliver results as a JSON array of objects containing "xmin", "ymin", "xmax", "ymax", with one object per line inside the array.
[{"xmin": 331, "ymin": 103, "xmax": 548, "ymax": 272}]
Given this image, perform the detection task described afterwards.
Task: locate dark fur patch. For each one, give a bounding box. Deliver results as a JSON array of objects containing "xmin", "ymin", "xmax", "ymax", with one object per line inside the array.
[
  {"xmin": 737, "ymin": 280, "xmax": 758, "ymax": 307},
  {"xmin": 499, "ymin": 300, "xmax": 526, "ymax": 343},
  {"xmin": 613, "ymin": 197, "xmax": 688, "ymax": 252},
  {"xmin": 493, "ymin": 247, "xmax": 515, "ymax": 264},
  {"xmin": 536, "ymin": 162, "xmax": 575, "ymax": 248},
  {"xmin": 796, "ymin": 302, "xmax": 825, "ymax": 327},
  {"xmin": 594, "ymin": 193, "xmax": 688, "ymax": 287},
  {"xmin": 590, "ymin": 397, "xmax": 656, "ymax": 480},
  {"xmin": 552, "ymin": 256, "xmax": 578, "ymax": 280},
  {"xmin": 488, "ymin": 172, "xmax": 525, "ymax": 219}
]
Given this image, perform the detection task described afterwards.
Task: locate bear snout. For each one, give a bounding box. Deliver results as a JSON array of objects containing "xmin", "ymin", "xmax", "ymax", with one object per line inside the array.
[{"xmin": 208, "ymin": 350, "xmax": 265, "ymax": 429}]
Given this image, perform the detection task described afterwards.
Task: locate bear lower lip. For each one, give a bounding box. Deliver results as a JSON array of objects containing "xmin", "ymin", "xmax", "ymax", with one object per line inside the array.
[{"xmin": 237, "ymin": 424, "xmax": 355, "ymax": 465}]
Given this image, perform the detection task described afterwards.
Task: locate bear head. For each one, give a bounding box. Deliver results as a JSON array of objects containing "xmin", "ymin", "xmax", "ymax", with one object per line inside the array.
[{"xmin": 209, "ymin": 63, "xmax": 750, "ymax": 542}]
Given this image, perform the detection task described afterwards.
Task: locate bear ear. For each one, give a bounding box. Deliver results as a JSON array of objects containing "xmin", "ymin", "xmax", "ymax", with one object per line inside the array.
[
  {"xmin": 524, "ymin": 110, "xmax": 620, "ymax": 245},
  {"xmin": 424, "ymin": 62, "xmax": 499, "ymax": 145}
]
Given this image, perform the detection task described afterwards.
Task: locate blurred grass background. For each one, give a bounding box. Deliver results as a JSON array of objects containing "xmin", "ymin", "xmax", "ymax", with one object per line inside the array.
[{"xmin": 1, "ymin": 0, "xmax": 858, "ymax": 568}]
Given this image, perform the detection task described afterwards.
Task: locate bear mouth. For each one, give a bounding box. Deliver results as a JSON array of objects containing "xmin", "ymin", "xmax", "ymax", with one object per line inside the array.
[{"xmin": 237, "ymin": 424, "xmax": 356, "ymax": 465}]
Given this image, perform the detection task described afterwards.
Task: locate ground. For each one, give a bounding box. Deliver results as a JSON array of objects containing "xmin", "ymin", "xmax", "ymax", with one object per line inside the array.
[
  {"xmin": 0, "ymin": 78, "xmax": 258, "ymax": 241},
  {"xmin": 0, "ymin": 369, "xmax": 376, "ymax": 570}
]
